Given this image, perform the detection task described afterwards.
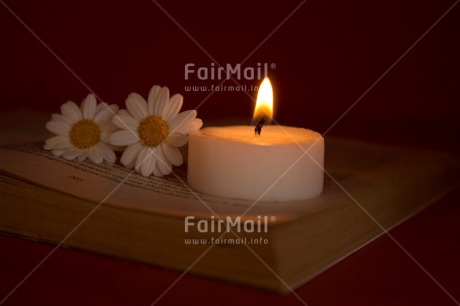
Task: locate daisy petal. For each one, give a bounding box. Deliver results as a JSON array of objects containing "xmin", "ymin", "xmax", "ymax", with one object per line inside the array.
[
  {"xmin": 46, "ymin": 120, "xmax": 71, "ymax": 136},
  {"xmin": 170, "ymin": 114, "xmax": 202, "ymax": 134},
  {"xmin": 51, "ymin": 113, "xmax": 73, "ymax": 125},
  {"xmin": 63, "ymin": 149, "xmax": 81, "ymax": 160},
  {"xmin": 193, "ymin": 118, "xmax": 203, "ymax": 130},
  {"xmin": 125, "ymin": 160, "xmax": 136, "ymax": 169},
  {"xmin": 100, "ymin": 122, "xmax": 120, "ymax": 143},
  {"xmin": 168, "ymin": 110, "xmax": 196, "ymax": 132},
  {"xmin": 112, "ymin": 115, "xmax": 139, "ymax": 131},
  {"xmin": 120, "ymin": 142, "xmax": 143, "ymax": 167},
  {"xmin": 135, "ymin": 146, "xmax": 149, "ymax": 173},
  {"xmin": 109, "ymin": 130, "xmax": 139, "ymax": 146},
  {"xmin": 152, "ymin": 164, "xmax": 162, "ymax": 177},
  {"xmin": 102, "ymin": 147, "xmax": 116, "ymax": 163},
  {"xmin": 100, "ymin": 131, "xmax": 111, "ymax": 143},
  {"xmin": 78, "ymin": 151, "xmax": 89, "ymax": 162},
  {"xmin": 117, "ymin": 109, "xmax": 131, "ymax": 117},
  {"xmin": 162, "ymin": 94, "xmax": 183, "ymax": 121},
  {"xmin": 100, "ymin": 121, "xmax": 120, "ymax": 133},
  {"xmin": 165, "ymin": 133, "xmax": 188, "ymax": 147},
  {"xmin": 51, "ymin": 149, "xmax": 65, "ymax": 157},
  {"xmin": 161, "ymin": 143, "xmax": 183, "ymax": 166},
  {"xmin": 81, "ymin": 94, "xmax": 97, "ymax": 119},
  {"xmin": 126, "ymin": 93, "xmax": 148, "ymax": 120},
  {"xmin": 96, "ymin": 102, "xmax": 106, "ymax": 113},
  {"xmin": 89, "ymin": 145, "xmax": 104, "ymax": 164},
  {"xmin": 95, "ymin": 142, "xmax": 115, "ymax": 163},
  {"xmin": 147, "ymin": 85, "xmax": 161, "ymax": 115},
  {"xmin": 171, "ymin": 119, "xmax": 202, "ymax": 135},
  {"xmin": 141, "ymin": 148, "xmax": 157, "ymax": 176},
  {"xmin": 180, "ymin": 118, "xmax": 202, "ymax": 134},
  {"xmin": 44, "ymin": 136, "xmax": 71, "ymax": 150},
  {"xmin": 61, "ymin": 101, "xmax": 82, "ymax": 123},
  {"xmin": 155, "ymin": 145, "xmax": 172, "ymax": 176},
  {"xmin": 153, "ymin": 86, "xmax": 169, "ymax": 116},
  {"xmin": 94, "ymin": 104, "xmax": 119, "ymax": 125}
]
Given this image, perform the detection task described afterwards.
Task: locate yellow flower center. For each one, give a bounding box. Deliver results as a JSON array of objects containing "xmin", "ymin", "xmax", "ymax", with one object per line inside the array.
[
  {"xmin": 69, "ymin": 119, "xmax": 100, "ymax": 149},
  {"xmin": 138, "ymin": 115, "xmax": 169, "ymax": 147}
]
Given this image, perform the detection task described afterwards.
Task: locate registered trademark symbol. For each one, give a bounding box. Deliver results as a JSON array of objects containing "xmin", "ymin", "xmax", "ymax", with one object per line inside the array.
[
  {"xmin": 270, "ymin": 216, "xmax": 276, "ymax": 222},
  {"xmin": 270, "ymin": 63, "xmax": 276, "ymax": 69}
]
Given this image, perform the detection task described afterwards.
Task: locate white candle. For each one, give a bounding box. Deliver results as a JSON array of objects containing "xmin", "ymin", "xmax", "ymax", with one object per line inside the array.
[
  {"xmin": 187, "ymin": 125, "xmax": 324, "ymax": 201},
  {"xmin": 187, "ymin": 77, "xmax": 324, "ymax": 202}
]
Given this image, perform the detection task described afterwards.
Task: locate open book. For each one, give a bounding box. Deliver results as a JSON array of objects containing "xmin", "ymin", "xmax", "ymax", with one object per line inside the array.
[{"xmin": 0, "ymin": 139, "xmax": 458, "ymax": 292}]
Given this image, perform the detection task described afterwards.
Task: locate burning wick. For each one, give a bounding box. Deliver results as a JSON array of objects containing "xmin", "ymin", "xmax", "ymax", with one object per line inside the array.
[{"xmin": 255, "ymin": 115, "xmax": 266, "ymax": 135}]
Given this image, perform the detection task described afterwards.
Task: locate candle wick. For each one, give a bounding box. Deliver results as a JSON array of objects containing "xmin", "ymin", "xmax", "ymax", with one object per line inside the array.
[{"xmin": 255, "ymin": 116, "xmax": 266, "ymax": 136}]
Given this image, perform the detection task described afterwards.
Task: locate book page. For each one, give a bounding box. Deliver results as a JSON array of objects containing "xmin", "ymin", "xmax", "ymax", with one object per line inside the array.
[
  {"xmin": 0, "ymin": 144, "xmax": 332, "ymax": 220},
  {"xmin": 0, "ymin": 141, "xmax": 457, "ymax": 222}
]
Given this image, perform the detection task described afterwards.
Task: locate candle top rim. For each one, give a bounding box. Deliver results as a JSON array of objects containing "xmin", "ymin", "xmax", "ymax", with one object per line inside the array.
[{"xmin": 192, "ymin": 125, "xmax": 323, "ymax": 145}]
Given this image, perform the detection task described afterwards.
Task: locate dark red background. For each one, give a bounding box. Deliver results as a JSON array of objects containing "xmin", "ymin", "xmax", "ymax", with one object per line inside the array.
[
  {"xmin": 1, "ymin": 0, "xmax": 459, "ymax": 305},
  {"xmin": 1, "ymin": 0, "xmax": 459, "ymax": 150}
]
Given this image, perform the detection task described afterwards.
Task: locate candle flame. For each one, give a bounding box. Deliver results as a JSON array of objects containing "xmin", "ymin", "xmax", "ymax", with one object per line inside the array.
[{"xmin": 253, "ymin": 77, "xmax": 273, "ymax": 122}]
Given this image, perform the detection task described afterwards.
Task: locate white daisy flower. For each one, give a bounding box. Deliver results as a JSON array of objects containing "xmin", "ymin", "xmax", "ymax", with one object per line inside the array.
[
  {"xmin": 44, "ymin": 94, "xmax": 119, "ymax": 164},
  {"xmin": 109, "ymin": 85, "xmax": 203, "ymax": 177}
]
